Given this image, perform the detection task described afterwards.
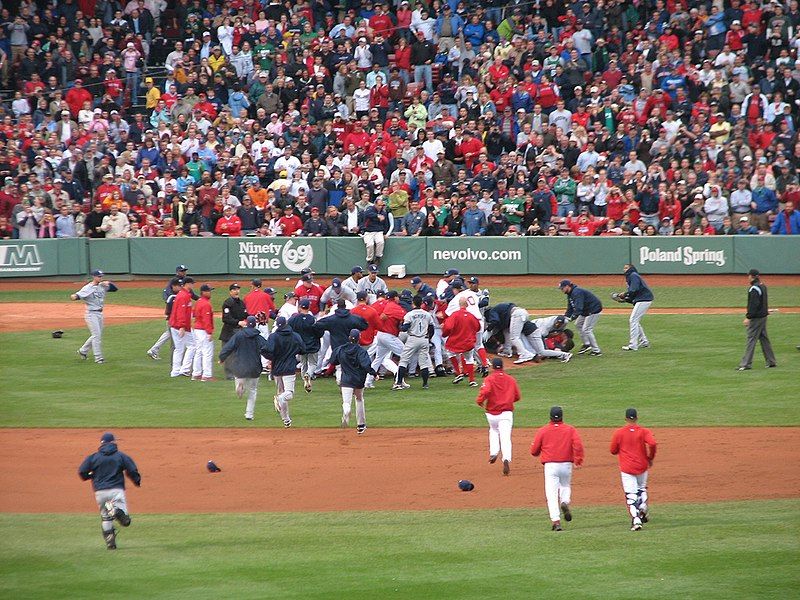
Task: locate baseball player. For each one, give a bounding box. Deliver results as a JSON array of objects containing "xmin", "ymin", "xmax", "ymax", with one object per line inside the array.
[
  {"xmin": 559, "ymin": 280, "xmax": 603, "ymax": 356},
  {"xmin": 321, "ymin": 277, "xmax": 358, "ymax": 308},
  {"xmin": 168, "ymin": 277, "xmax": 196, "ymax": 377},
  {"xmin": 330, "ymin": 328, "xmax": 376, "ymax": 433},
  {"xmin": 442, "ymin": 297, "xmax": 482, "ymax": 386},
  {"xmin": 341, "ymin": 266, "xmax": 365, "ymax": 296},
  {"xmin": 244, "ymin": 278, "xmax": 277, "ymax": 335},
  {"xmin": 218, "ymin": 316, "xmax": 271, "ymax": 421},
  {"xmin": 477, "ymin": 357, "xmax": 521, "ymax": 476},
  {"xmin": 191, "ymin": 284, "xmax": 215, "ymax": 381},
  {"xmin": 147, "ymin": 265, "xmax": 191, "ymax": 360},
  {"xmin": 265, "ymin": 315, "xmax": 306, "ymax": 428},
  {"xmin": 523, "ymin": 315, "xmax": 573, "ymax": 363},
  {"xmin": 436, "ymin": 268, "xmax": 460, "ymax": 298},
  {"xmin": 72, "ymin": 270, "xmax": 118, "ymax": 364},
  {"xmin": 610, "ymin": 408, "xmax": 657, "ymax": 531},
  {"xmin": 288, "ymin": 299, "xmax": 321, "ymax": 393},
  {"xmin": 220, "ymin": 283, "xmax": 248, "ymax": 379},
  {"xmin": 446, "ymin": 278, "xmax": 490, "ymax": 375},
  {"xmin": 295, "ymin": 274, "xmax": 325, "ymax": 315},
  {"xmin": 364, "ymin": 291, "xmax": 406, "ymax": 388},
  {"xmin": 738, "ymin": 269, "xmax": 777, "ymax": 370},
  {"xmin": 484, "ymin": 302, "xmax": 515, "ymax": 357},
  {"xmin": 394, "ymin": 295, "xmax": 435, "ymax": 390},
  {"xmin": 78, "ymin": 432, "xmax": 141, "ymax": 550},
  {"xmin": 531, "ymin": 406, "xmax": 585, "ymax": 531},
  {"xmin": 356, "ymin": 264, "xmax": 389, "ymax": 303},
  {"xmin": 350, "ymin": 291, "xmax": 381, "ymax": 349},
  {"xmin": 278, "ymin": 291, "xmax": 299, "ymax": 319},
  {"xmin": 410, "ymin": 276, "xmax": 436, "ymax": 299},
  {"xmin": 621, "ymin": 264, "xmax": 654, "ymax": 351}
]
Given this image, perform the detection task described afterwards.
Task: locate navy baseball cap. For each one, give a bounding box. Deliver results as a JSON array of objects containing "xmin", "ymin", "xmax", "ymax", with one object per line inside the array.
[
  {"xmin": 299, "ymin": 299, "xmax": 311, "ymax": 309},
  {"xmin": 368, "ymin": 264, "xmax": 379, "ymax": 273},
  {"xmin": 411, "ymin": 276, "xmax": 422, "ymax": 285},
  {"xmin": 183, "ymin": 276, "xmax": 195, "ymax": 284},
  {"xmin": 348, "ymin": 328, "xmax": 361, "ymax": 341},
  {"xmin": 100, "ymin": 432, "xmax": 115, "ymax": 444},
  {"xmin": 558, "ymin": 279, "xmax": 572, "ymax": 288},
  {"xmin": 331, "ymin": 278, "xmax": 342, "ymax": 289},
  {"xmin": 300, "ymin": 268, "xmax": 313, "ymax": 276},
  {"xmin": 451, "ymin": 278, "xmax": 464, "ymax": 289},
  {"xmin": 170, "ymin": 277, "xmax": 182, "ymax": 286},
  {"xmin": 445, "ymin": 268, "xmax": 459, "ymax": 276},
  {"xmin": 264, "ymin": 287, "xmax": 276, "ymax": 295},
  {"xmin": 251, "ymin": 278, "xmax": 262, "ymax": 286},
  {"xmin": 284, "ymin": 291, "xmax": 296, "ymax": 299},
  {"xmin": 550, "ymin": 406, "xmax": 563, "ymax": 422},
  {"xmin": 200, "ymin": 284, "xmax": 214, "ymax": 292},
  {"xmin": 469, "ymin": 276, "xmax": 479, "ymax": 284},
  {"xmin": 376, "ymin": 289, "xmax": 386, "ymax": 297},
  {"xmin": 91, "ymin": 270, "xmax": 104, "ymax": 277},
  {"xmin": 351, "ymin": 266, "xmax": 364, "ymax": 274},
  {"xmin": 356, "ymin": 291, "xmax": 368, "ymax": 300},
  {"xmin": 246, "ymin": 315, "xmax": 257, "ymax": 327},
  {"xmin": 626, "ymin": 408, "xmax": 638, "ymax": 420},
  {"xmin": 228, "ymin": 282, "xmax": 240, "ymax": 290},
  {"xmin": 400, "ymin": 289, "xmax": 412, "ymax": 298},
  {"xmin": 491, "ymin": 357, "xmax": 504, "ymax": 369},
  {"xmin": 176, "ymin": 264, "xmax": 188, "ymax": 271},
  {"xmin": 275, "ymin": 316, "xmax": 287, "ymax": 328},
  {"xmin": 387, "ymin": 290, "xmax": 399, "ymax": 299}
]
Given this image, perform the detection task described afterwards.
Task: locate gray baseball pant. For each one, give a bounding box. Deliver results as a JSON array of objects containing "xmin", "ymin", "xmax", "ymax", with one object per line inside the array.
[
  {"xmin": 341, "ymin": 387, "xmax": 366, "ymax": 427},
  {"xmin": 300, "ymin": 353, "xmax": 319, "ymax": 378},
  {"xmin": 237, "ymin": 377, "xmax": 260, "ymax": 419},
  {"xmin": 575, "ymin": 313, "xmax": 601, "ymax": 352},
  {"xmin": 94, "ymin": 488, "xmax": 127, "ymax": 533},
  {"xmin": 507, "ymin": 307, "xmax": 531, "ymax": 358},
  {"xmin": 525, "ymin": 331, "xmax": 568, "ymax": 359},
  {"xmin": 739, "ymin": 316, "xmax": 776, "ymax": 369},
  {"xmin": 399, "ymin": 335, "xmax": 432, "ymax": 369},
  {"xmin": 275, "ymin": 374, "xmax": 296, "ymax": 421},
  {"xmin": 628, "ymin": 301, "xmax": 652, "ymax": 349},
  {"xmin": 80, "ymin": 310, "xmax": 104, "ymax": 362}
]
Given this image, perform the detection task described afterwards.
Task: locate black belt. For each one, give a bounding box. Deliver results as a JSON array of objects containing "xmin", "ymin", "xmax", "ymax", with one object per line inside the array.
[
  {"xmin": 89, "ymin": 309, "xmax": 103, "ymax": 312},
  {"xmin": 409, "ymin": 334, "xmax": 427, "ymax": 337}
]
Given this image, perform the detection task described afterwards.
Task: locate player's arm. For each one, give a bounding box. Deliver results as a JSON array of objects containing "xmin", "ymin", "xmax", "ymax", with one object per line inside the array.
[
  {"xmin": 609, "ymin": 430, "xmax": 620, "ymax": 455},
  {"xmin": 476, "ymin": 378, "xmax": 491, "ymax": 407},
  {"xmin": 644, "ymin": 429, "xmax": 657, "ymax": 464},
  {"xmin": 572, "ymin": 428, "xmax": 585, "ymax": 466},
  {"xmin": 530, "ymin": 431, "xmax": 543, "ymax": 456},
  {"xmin": 78, "ymin": 455, "xmax": 94, "ymax": 480},
  {"xmin": 123, "ymin": 454, "xmax": 142, "ymax": 487},
  {"xmin": 71, "ymin": 285, "xmax": 90, "ymax": 301}
]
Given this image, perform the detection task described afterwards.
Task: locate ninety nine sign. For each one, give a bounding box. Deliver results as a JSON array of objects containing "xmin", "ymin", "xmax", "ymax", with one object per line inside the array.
[
  {"xmin": 0, "ymin": 244, "xmax": 44, "ymax": 273},
  {"xmin": 237, "ymin": 240, "xmax": 314, "ymax": 272},
  {"xmin": 639, "ymin": 245, "xmax": 726, "ymax": 267}
]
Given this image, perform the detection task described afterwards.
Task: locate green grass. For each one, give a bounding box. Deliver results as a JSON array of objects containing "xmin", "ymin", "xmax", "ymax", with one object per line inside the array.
[
  {"xmin": 1, "ymin": 501, "xmax": 797, "ymax": 599},
  {"xmin": 0, "ymin": 313, "xmax": 798, "ymax": 428},
  {"xmin": 0, "ymin": 284, "xmax": 799, "ymax": 309}
]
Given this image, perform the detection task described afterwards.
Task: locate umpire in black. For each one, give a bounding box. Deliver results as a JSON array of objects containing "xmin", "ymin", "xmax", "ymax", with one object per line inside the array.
[
  {"xmin": 737, "ymin": 269, "xmax": 777, "ymax": 371},
  {"xmin": 220, "ymin": 283, "xmax": 248, "ymax": 379}
]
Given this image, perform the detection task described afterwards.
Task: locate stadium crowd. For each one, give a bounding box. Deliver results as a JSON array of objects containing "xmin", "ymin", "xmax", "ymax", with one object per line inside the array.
[{"xmin": 1, "ymin": 0, "xmax": 800, "ymax": 243}]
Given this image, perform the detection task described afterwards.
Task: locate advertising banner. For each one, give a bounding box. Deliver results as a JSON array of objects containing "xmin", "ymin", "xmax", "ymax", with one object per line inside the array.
[
  {"xmin": 426, "ymin": 238, "xmax": 528, "ymax": 275},
  {"xmin": 228, "ymin": 237, "xmax": 327, "ymax": 275},
  {"xmin": 630, "ymin": 237, "xmax": 734, "ymax": 274},
  {"xmin": 0, "ymin": 240, "xmax": 60, "ymax": 277}
]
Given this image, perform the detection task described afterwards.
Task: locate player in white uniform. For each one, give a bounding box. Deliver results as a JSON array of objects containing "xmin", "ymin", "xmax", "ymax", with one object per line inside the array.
[
  {"xmin": 393, "ymin": 295, "xmax": 435, "ymax": 390},
  {"xmin": 341, "ymin": 266, "xmax": 365, "ymax": 296},
  {"xmin": 356, "ymin": 264, "xmax": 389, "ymax": 303},
  {"xmin": 277, "ymin": 292, "xmax": 299, "ymax": 320},
  {"xmin": 71, "ymin": 270, "xmax": 118, "ymax": 364},
  {"xmin": 436, "ymin": 268, "xmax": 460, "ymax": 298},
  {"xmin": 521, "ymin": 315, "xmax": 573, "ymax": 363}
]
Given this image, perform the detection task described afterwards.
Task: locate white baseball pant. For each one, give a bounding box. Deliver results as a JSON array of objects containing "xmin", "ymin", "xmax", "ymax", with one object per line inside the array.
[
  {"xmin": 300, "ymin": 352, "xmax": 319, "ymax": 378},
  {"xmin": 275, "ymin": 374, "xmax": 296, "ymax": 421},
  {"xmin": 507, "ymin": 307, "xmax": 533, "ymax": 359},
  {"xmin": 628, "ymin": 302, "xmax": 652, "ymax": 349},
  {"xmin": 80, "ymin": 310, "xmax": 104, "ymax": 361},
  {"xmin": 341, "ymin": 386, "xmax": 366, "ymax": 427},
  {"xmin": 621, "ymin": 470, "xmax": 649, "ymax": 518},
  {"xmin": 366, "ymin": 332, "xmax": 403, "ymax": 385},
  {"xmin": 237, "ymin": 377, "xmax": 260, "ymax": 419},
  {"xmin": 574, "ymin": 313, "xmax": 601, "ymax": 352},
  {"xmin": 315, "ymin": 331, "xmax": 331, "ymax": 371},
  {"xmin": 544, "ymin": 462, "xmax": 573, "ymax": 522},
  {"xmin": 191, "ymin": 329, "xmax": 214, "ymax": 378},
  {"xmin": 257, "ymin": 324, "xmax": 270, "ymax": 370},
  {"xmin": 486, "ymin": 411, "xmax": 513, "ymax": 461},
  {"xmin": 94, "ymin": 488, "xmax": 127, "ymax": 533},
  {"xmin": 525, "ymin": 331, "xmax": 569, "ymax": 359},
  {"xmin": 148, "ymin": 322, "xmax": 171, "ymax": 356},
  {"xmin": 170, "ymin": 327, "xmax": 195, "ymax": 376},
  {"xmin": 363, "ymin": 231, "xmax": 385, "ymax": 262}
]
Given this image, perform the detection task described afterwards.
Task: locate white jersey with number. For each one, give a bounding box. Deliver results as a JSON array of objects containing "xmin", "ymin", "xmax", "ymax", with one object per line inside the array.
[{"xmin": 445, "ymin": 290, "xmax": 483, "ymax": 322}]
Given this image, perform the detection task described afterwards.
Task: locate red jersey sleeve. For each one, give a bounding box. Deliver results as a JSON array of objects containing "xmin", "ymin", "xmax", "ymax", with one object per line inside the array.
[{"xmin": 571, "ymin": 427, "xmax": 585, "ymax": 466}]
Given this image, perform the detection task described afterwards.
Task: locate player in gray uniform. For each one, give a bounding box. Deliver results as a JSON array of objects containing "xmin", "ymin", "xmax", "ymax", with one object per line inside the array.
[
  {"xmin": 321, "ymin": 277, "xmax": 358, "ymax": 307},
  {"xmin": 341, "ymin": 266, "xmax": 364, "ymax": 296},
  {"xmin": 393, "ymin": 295, "xmax": 435, "ymax": 390},
  {"xmin": 71, "ymin": 270, "xmax": 118, "ymax": 364},
  {"xmin": 356, "ymin": 264, "xmax": 389, "ymax": 303},
  {"xmin": 147, "ymin": 265, "xmax": 189, "ymax": 360},
  {"xmin": 521, "ymin": 315, "xmax": 573, "ymax": 363}
]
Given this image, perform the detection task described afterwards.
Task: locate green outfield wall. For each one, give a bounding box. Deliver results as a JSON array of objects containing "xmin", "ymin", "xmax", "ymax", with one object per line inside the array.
[{"xmin": 0, "ymin": 237, "xmax": 797, "ymax": 278}]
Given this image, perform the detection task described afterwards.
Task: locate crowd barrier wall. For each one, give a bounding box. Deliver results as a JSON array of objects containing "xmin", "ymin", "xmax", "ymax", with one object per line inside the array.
[{"xmin": 0, "ymin": 237, "xmax": 797, "ymax": 278}]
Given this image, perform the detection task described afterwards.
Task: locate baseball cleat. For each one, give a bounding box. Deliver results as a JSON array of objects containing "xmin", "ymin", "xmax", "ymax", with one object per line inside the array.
[
  {"xmin": 480, "ymin": 365, "xmax": 489, "ymax": 377},
  {"xmin": 766, "ymin": 363, "xmax": 777, "ymax": 368},
  {"xmin": 103, "ymin": 528, "xmax": 117, "ymax": 550},
  {"xmin": 469, "ymin": 380, "xmax": 478, "ymax": 387},
  {"xmin": 273, "ymin": 395, "xmax": 280, "ymax": 412},
  {"xmin": 561, "ymin": 353, "xmax": 573, "ymax": 363},
  {"xmin": 303, "ymin": 374, "xmax": 312, "ymax": 393},
  {"xmin": 639, "ymin": 509, "xmax": 649, "ymax": 524},
  {"xmin": 191, "ymin": 375, "xmax": 201, "ymax": 381},
  {"xmin": 357, "ymin": 424, "xmax": 366, "ymax": 435},
  {"xmin": 631, "ymin": 517, "xmax": 643, "ymax": 531},
  {"xmin": 736, "ymin": 366, "xmax": 751, "ymax": 371},
  {"xmin": 77, "ymin": 349, "xmax": 88, "ymax": 360},
  {"xmin": 236, "ymin": 382, "xmax": 244, "ymax": 398},
  {"xmin": 513, "ymin": 355, "xmax": 535, "ymax": 364},
  {"xmin": 589, "ymin": 350, "xmax": 603, "ymax": 356},
  {"xmin": 552, "ymin": 520, "xmax": 562, "ymax": 531},
  {"xmin": 502, "ymin": 460, "xmax": 510, "ymax": 475},
  {"xmin": 422, "ymin": 384, "xmax": 429, "ymax": 389},
  {"xmin": 640, "ymin": 343, "xmax": 650, "ymax": 348},
  {"xmin": 341, "ymin": 415, "xmax": 349, "ymax": 428},
  {"xmin": 489, "ymin": 455, "xmax": 498, "ymax": 464},
  {"xmin": 245, "ymin": 415, "xmax": 253, "ymax": 421},
  {"xmin": 452, "ymin": 374, "xmax": 464, "ymax": 384},
  {"xmin": 560, "ymin": 502, "xmax": 572, "ymax": 522},
  {"xmin": 496, "ymin": 351, "xmax": 513, "ymax": 358},
  {"xmin": 201, "ymin": 377, "xmax": 216, "ymax": 382},
  {"xmin": 576, "ymin": 344, "xmax": 592, "ymax": 355},
  {"xmin": 147, "ymin": 350, "xmax": 160, "ymax": 360},
  {"xmin": 115, "ymin": 509, "xmax": 131, "ymax": 527},
  {"xmin": 621, "ymin": 346, "xmax": 637, "ymax": 351},
  {"xmin": 95, "ymin": 359, "xmax": 105, "ymax": 364},
  {"xmin": 283, "ymin": 419, "xmax": 292, "ymax": 428}
]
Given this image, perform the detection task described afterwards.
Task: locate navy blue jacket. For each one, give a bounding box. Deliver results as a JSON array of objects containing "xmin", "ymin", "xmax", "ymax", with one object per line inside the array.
[
  {"xmin": 314, "ymin": 308, "xmax": 368, "ymax": 351},
  {"xmin": 485, "ymin": 302, "xmax": 515, "ymax": 331},
  {"xmin": 78, "ymin": 443, "xmax": 141, "ymax": 492},
  {"xmin": 330, "ymin": 342, "xmax": 375, "ymax": 389},
  {"xmin": 362, "ymin": 204, "xmax": 390, "ymax": 233},
  {"xmin": 565, "ymin": 286, "xmax": 603, "ymax": 318},
  {"xmin": 263, "ymin": 326, "xmax": 306, "ymax": 376},
  {"xmin": 219, "ymin": 327, "xmax": 271, "ymax": 378},
  {"xmin": 624, "ymin": 267, "xmax": 654, "ymax": 303},
  {"xmin": 416, "ymin": 282, "xmax": 435, "ymax": 298},
  {"xmin": 288, "ymin": 312, "xmax": 322, "ymax": 353}
]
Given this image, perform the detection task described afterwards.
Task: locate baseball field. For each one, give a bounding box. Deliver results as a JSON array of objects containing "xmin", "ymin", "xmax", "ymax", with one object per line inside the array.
[{"xmin": 1, "ymin": 274, "xmax": 798, "ymax": 599}]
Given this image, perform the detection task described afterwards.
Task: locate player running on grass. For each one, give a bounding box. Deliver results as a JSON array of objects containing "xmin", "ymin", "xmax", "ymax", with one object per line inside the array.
[{"xmin": 610, "ymin": 408, "xmax": 657, "ymax": 531}]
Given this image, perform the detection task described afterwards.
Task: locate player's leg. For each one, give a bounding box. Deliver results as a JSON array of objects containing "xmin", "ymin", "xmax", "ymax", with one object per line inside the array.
[
  {"xmin": 431, "ymin": 329, "xmax": 445, "ymax": 373},
  {"xmin": 149, "ymin": 327, "xmax": 170, "ymax": 357},
  {"xmin": 354, "ymin": 388, "xmax": 366, "ymax": 433},
  {"xmin": 627, "ymin": 303, "xmax": 644, "ymax": 350},
  {"xmin": 508, "ymin": 308, "xmax": 533, "ymax": 360},
  {"xmin": 394, "ymin": 342, "xmax": 413, "ymax": 388},
  {"xmin": 498, "ymin": 411, "xmax": 513, "ymax": 463},
  {"xmin": 635, "ymin": 301, "xmax": 652, "ymax": 347},
  {"xmin": 315, "ymin": 332, "xmax": 331, "ymax": 372},
  {"xmin": 543, "ymin": 463, "xmax": 562, "ymax": 526},
  {"xmin": 417, "ymin": 341, "xmax": 432, "ymax": 387},
  {"xmin": 278, "ymin": 374, "xmax": 296, "ymax": 425},
  {"xmin": 573, "ymin": 315, "xmax": 587, "ymax": 349},
  {"xmin": 191, "ymin": 330, "xmax": 204, "ymax": 378},
  {"xmin": 620, "ymin": 471, "xmax": 642, "ymax": 526},
  {"xmin": 462, "ymin": 351, "xmax": 477, "ymax": 385},
  {"xmin": 366, "ymin": 335, "xmax": 389, "ymax": 386},
  {"xmin": 364, "ymin": 232, "xmax": 376, "ymax": 262},
  {"xmin": 557, "ymin": 462, "xmax": 573, "ymax": 507},
  {"xmin": 91, "ymin": 313, "xmax": 104, "ymax": 362},
  {"xmin": 180, "ymin": 328, "xmax": 196, "ymax": 375},
  {"xmin": 95, "ymin": 489, "xmax": 117, "ymax": 549},
  {"xmin": 582, "ymin": 313, "xmax": 601, "ymax": 352},
  {"xmin": 244, "ymin": 377, "xmax": 259, "ymax": 420},
  {"xmin": 636, "ymin": 471, "xmax": 649, "ymax": 521},
  {"xmin": 170, "ymin": 327, "xmax": 186, "ymax": 376},
  {"xmin": 80, "ymin": 314, "xmax": 95, "ymax": 358},
  {"xmin": 341, "ymin": 386, "xmax": 353, "ymax": 426},
  {"xmin": 374, "ymin": 232, "xmax": 385, "ymax": 263},
  {"xmin": 202, "ymin": 335, "xmax": 214, "ymax": 379},
  {"xmin": 529, "ymin": 332, "xmax": 568, "ymax": 359},
  {"xmin": 757, "ymin": 318, "xmax": 777, "ymax": 366},
  {"xmin": 475, "ymin": 323, "xmax": 489, "ymax": 371},
  {"xmin": 739, "ymin": 319, "xmax": 760, "ymax": 369},
  {"xmin": 485, "ymin": 412, "xmax": 501, "ymax": 461}
]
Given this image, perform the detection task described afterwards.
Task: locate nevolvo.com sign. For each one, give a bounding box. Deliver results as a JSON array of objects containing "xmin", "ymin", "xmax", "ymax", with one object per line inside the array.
[
  {"xmin": 0, "ymin": 244, "xmax": 44, "ymax": 273},
  {"xmin": 639, "ymin": 245, "xmax": 726, "ymax": 267},
  {"xmin": 237, "ymin": 240, "xmax": 313, "ymax": 272}
]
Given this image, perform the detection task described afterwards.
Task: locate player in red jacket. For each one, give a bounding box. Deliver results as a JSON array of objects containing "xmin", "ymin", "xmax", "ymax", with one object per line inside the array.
[
  {"xmin": 365, "ymin": 292, "xmax": 406, "ymax": 387},
  {"xmin": 610, "ymin": 408, "xmax": 657, "ymax": 531},
  {"xmin": 442, "ymin": 297, "xmax": 481, "ymax": 386},
  {"xmin": 476, "ymin": 358, "xmax": 521, "ymax": 475},
  {"xmin": 191, "ymin": 284, "xmax": 215, "ymax": 381},
  {"xmin": 168, "ymin": 277, "xmax": 195, "ymax": 378},
  {"xmin": 294, "ymin": 275, "xmax": 325, "ymax": 315},
  {"xmin": 531, "ymin": 406, "xmax": 585, "ymax": 531},
  {"xmin": 351, "ymin": 291, "xmax": 381, "ymax": 347},
  {"xmin": 244, "ymin": 279, "xmax": 277, "ymax": 324}
]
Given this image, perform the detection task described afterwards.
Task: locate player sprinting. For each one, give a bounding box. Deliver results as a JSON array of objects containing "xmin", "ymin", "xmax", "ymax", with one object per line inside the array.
[
  {"xmin": 288, "ymin": 299, "xmax": 321, "ymax": 393},
  {"xmin": 476, "ymin": 357, "xmax": 520, "ymax": 476},
  {"xmin": 610, "ymin": 408, "xmax": 657, "ymax": 531},
  {"xmin": 71, "ymin": 269, "xmax": 118, "ymax": 364},
  {"xmin": 78, "ymin": 432, "xmax": 141, "ymax": 550},
  {"xmin": 218, "ymin": 316, "xmax": 271, "ymax": 421},
  {"xmin": 330, "ymin": 328, "xmax": 375, "ymax": 434},
  {"xmin": 531, "ymin": 406, "xmax": 585, "ymax": 531},
  {"xmin": 265, "ymin": 316, "xmax": 306, "ymax": 428}
]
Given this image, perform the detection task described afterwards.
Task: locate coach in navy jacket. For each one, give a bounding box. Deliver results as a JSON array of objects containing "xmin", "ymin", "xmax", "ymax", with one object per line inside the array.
[
  {"xmin": 314, "ymin": 300, "xmax": 368, "ymax": 351},
  {"xmin": 624, "ymin": 266, "xmax": 654, "ymax": 303},
  {"xmin": 264, "ymin": 317, "xmax": 306, "ymax": 376},
  {"xmin": 561, "ymin": 281, "xmax": 603, "ymax": 318}
]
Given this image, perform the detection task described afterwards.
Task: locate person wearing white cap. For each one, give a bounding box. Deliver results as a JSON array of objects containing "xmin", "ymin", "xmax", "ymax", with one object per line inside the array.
[{"xmin": 71, "ymin": 270, "xmax": 119, "ymax": 364}]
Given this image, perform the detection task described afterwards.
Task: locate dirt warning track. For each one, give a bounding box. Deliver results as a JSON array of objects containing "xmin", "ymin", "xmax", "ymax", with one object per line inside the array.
[{"xmin": 0, "ymin": 427, "xmax": 797, "ymax": 514}]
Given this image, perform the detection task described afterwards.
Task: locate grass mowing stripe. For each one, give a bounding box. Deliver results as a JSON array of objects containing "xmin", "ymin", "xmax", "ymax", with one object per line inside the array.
[
  {"xmin": 0, "ymin": 500, "xmax": 797, "ymax": 599},
  {"xmin": 1, "ymin": 314, "xmax": 798, "ymax": 428}
]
